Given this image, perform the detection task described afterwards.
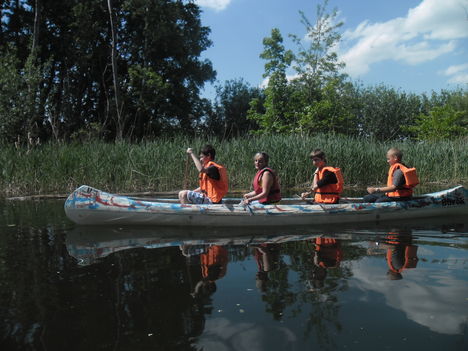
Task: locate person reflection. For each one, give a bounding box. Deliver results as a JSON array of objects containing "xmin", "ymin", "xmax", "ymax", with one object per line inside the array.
[
  {"xmin": 384, "ymin": 230, "xmax": 419, "ymax": 280},
  {"xmin": 181, "ymin": 244, "xmax": 228, "ymax": 299},
  {"xmin": 252, "ymin": 243, "xmax": 280, "ymax": 292},
  {"xmin": 307, "ymin": 237, "xmax": 342, "ymax": 290}
]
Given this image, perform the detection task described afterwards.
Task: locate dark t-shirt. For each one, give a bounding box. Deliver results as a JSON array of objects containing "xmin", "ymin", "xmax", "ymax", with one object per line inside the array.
[
  {"xmin": 317, "ymin": 170, "xmax": 338, "ymax": 188},
  {"xmin": 204, "ymin": 165, "xmax": 220, "ymax": 180},
  {"xmin": 392, "ymin": 169, "xmax": 405, "ymax": 188}
]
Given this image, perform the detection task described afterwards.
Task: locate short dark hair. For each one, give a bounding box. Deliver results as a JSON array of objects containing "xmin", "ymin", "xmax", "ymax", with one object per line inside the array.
[
  {"xmin": 200, "ymin": 144, "xmax": 216, "ymax": 160},
  {"xmin": 310, "ymin": 149, "xmax": 326, "ymax": 162},
  {"xmin": 387, "ymin": 147, "xmax": 403, "ymax": 161}
]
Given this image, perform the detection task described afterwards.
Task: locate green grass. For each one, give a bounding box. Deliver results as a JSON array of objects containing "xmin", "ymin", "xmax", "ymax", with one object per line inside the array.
[{"xmin": 0, "ymin": 135, "xmax": 467, "ymax": 196}]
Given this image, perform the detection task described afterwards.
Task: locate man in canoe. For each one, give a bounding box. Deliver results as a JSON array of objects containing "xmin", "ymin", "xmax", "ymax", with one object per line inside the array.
[
  {"xmin": 301, "ymin": 149, "xmax": 344, "ymax": 204},
  {"xmin": 242, "ymin": 152, "xmax": 281, "ymax": 205},
  {"xmin": 364, "ymin": 147, "xmax": 419, "ymax": 203},
  {"xmin": 178, "ymin": 144, "xmax": 229, "ymax": 204}
]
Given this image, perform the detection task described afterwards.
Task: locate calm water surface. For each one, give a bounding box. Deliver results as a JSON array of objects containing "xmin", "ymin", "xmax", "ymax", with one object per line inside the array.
[{"xmin": 0, "ymin": 199, "xmax": 467, "ymax": 351}]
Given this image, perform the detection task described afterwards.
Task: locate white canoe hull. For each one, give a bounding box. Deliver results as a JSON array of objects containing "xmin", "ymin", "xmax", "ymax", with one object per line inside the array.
[{"xmin": 64, "ymin": 185, "xmax": 468, "ymax": 227}]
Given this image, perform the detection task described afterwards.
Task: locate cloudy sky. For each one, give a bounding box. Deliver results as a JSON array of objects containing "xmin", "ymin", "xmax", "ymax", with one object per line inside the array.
[{"xmin": 195, "ymin": 0, "xmax": 468, "ymax": 99}]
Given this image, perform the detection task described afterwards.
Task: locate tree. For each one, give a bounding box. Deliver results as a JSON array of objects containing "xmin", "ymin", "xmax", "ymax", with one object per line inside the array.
[
  {"xmin": 0, "ymin": 0, "xmax": 216, "ymax": 142},
  {"xmin": 406, "ymin": 105, "xmax": 467, "ymax": 140},
  {"xmin": 290, "ymin": 0, "xmax": 346, "ymax": 99},
  {"xmin": 207, "ymin": 78, "xmax": 262, "ymax": 138},
  {"xmin": 355, "ymin": 84, "xmax": 421, "ymax": 140},
  {"xmin": 247, "ymin": 28, "xmax": 295, "ymax": 133}
]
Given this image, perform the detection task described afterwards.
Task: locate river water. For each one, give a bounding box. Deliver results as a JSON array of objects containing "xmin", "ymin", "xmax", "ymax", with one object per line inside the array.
[{"xmin": 0, "ymin": 198, "xmax": 467, "ymax": 351}]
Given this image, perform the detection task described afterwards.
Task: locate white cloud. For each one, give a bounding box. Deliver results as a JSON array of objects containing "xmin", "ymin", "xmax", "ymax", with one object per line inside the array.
[
  {"xmin": 351, "ymin": 258, "xmax": 468, "ymax": 335},
  {"xmin": 195, "ymin": 0, "xmax": 232, "ymax": 11},
  {"xmin": 340, "ymin": 0, "xmax": 468, "ymax": 77},
  {"xmin": 195, "ymin": 318, "xmax": 297, "ymax": 350},
  {"xmin": 440, "ymin": 63, "xmax": 468, "ymax": 84}
]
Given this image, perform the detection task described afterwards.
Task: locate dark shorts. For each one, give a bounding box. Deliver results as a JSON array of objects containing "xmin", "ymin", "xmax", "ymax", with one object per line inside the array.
[{"xmin": 363, "ymin": 194, "xmax": 411, "ymax": 203}]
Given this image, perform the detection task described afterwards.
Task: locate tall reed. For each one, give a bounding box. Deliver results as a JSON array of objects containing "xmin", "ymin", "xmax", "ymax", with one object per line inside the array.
[{"xmin": 0, "ymin": 135, "xmax": 466, "ymax": 196}]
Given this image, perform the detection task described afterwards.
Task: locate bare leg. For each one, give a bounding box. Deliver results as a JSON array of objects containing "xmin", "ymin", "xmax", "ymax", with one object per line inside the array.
[{"xmin": 179, "ymin": 190, "xmax": 189, "ymax": 204}]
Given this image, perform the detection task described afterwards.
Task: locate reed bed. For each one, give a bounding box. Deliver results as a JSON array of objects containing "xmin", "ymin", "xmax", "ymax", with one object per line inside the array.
[{"xmin": 0, "ymin": 135, "xmax": 466, "ymax": 196}]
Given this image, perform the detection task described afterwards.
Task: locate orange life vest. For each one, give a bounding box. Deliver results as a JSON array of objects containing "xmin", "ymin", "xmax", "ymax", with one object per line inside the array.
[
  {"xmin": 200, "ymin": 245, "xmax": 228, "ymax": 279},
  {"xmin": 314, "ymin": 167, "xmax": 344, "ymax": 204},
  {"xmin": 199, "ymin": 161, "xmax": 228, "ymax": 203},
  {"xmin": 386, "ymin": 163, "xmax": 419, "ymax": 198},
  {"xmin": 314, "ymin": 238, "xmax": 342, "ymax": 268},
  {"xmin": 252, "ymin": 167, "xmax": 281, "ymax": 204}
]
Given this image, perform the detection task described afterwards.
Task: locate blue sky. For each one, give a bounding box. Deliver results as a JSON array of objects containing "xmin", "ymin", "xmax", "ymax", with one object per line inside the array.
[{"xmin": 195, "ymin": 0, "xmax": 468, "ymax": 99}]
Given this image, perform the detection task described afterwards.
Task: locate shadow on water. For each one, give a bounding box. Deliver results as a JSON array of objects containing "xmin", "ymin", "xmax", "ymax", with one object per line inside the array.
[{"xmin": 0, "ymin": 198, "xmax": 467, "ymax": 351}]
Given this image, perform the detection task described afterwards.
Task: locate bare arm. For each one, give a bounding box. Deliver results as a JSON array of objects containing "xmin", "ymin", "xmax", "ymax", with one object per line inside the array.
[
  {"xmin": 244, "ymin": 171, "xmax": 273, "ymax": 204},
  {"xmin": 301, "ymin": 170, "xmax": 319, "ymax": 199},
  {"xmin": 187, "ymin": 148, "xmax": 203, "ymax": 172},
  {"xmin": 367, "ymin": 185, "xmax": 396, "ymax": 194}
]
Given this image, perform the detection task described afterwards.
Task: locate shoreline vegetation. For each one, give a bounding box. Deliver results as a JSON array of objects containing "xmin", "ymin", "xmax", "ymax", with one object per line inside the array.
[{"xmin": 1, "ymin": 135, "xmax": 467, "ymax": 198}]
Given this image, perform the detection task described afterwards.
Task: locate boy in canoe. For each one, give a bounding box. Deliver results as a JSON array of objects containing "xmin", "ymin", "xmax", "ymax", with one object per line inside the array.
[
  {"xmin": 178, "ymin": 144, "xmax": 229, "ymax": 204},
  {"xmin": 364, "ymin": 147, "xmax": 419, "ymax": 203},
  {"xmin": 301, "ymin": 149, "xmax": 344, "ymax": 204}
]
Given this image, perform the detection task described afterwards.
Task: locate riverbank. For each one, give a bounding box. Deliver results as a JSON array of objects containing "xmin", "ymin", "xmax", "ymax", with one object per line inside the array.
[{"xmin": 1, "ymin": 135, "xmax": 467, "ymax": 196}]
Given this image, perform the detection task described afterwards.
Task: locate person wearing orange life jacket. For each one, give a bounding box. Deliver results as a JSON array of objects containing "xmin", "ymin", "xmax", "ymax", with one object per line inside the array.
[
  {"xmin": 380, "ymin": 230, "xmax": 418, "ymax": 280},
  {"xmin": 301, "ymin": 149, "xmax": 344, "ymax": 204},
  {"xmin": 182, "ymin": 244, "xmax": 228, "ymax": 299},
  {"xmin": 179, "ymin": 144, "xmax": 228, "ymax": 204},
  {"xmin": 243, "ymin": 152, "xmax": 281, "ymax": 205},
  {"xmin": 364, "ymin": 147, "xmax": 419, "ymax": 203},
  {"xmin": 306, "ymin": 237, "xmax": 343, "ymax": 290}
]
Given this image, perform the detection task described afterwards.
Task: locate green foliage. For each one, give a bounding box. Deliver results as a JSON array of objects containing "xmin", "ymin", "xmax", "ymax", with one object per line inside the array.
[
  {"xmin": 206, "ymin": 79, "xmax": 262, "ymax": 138},
  {"xmin": 248, "ymin": 28, "xmax": 295, "ymax": 133},
  {"xmin": 355, "ymin": 84, "xmax": 422, "ymax": 140},
  {"xmin": 0, "ymin": 48, "xmax": 50, "ymax": 143},
  {"xmin": 290, "ymin": 0, "xmax": 346, "ymax": 91},
  {"xmin": 249, "ymin": 0, "xmax": 355, "ymax": 135},
  {"xmin": 0, "ymin": 0, "xmax": 215, "ymax": 142},
  {"xmin": 406, "ymin": 105, "xmax": 467, "ymax": 140}
]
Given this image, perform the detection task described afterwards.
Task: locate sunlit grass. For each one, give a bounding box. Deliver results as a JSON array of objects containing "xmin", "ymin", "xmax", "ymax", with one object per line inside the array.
[{"xmin": 0, "ymin": 135, "xmax": 466, "ymax": 196}]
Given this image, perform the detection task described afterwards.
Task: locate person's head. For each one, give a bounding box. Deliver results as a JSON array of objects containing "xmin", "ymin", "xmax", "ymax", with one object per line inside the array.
[
  {"xmin": 200, "ymin": 144, "xmax": 216, "ymax": 164},
  {"xmin": 254, "ymin": 152, "xmax": 269, "ymax": 170},
  {"xmin": 386, "ymin": 148, "xmax": 403, "ymax": 166},
  {"xmin": 310, "ymin": 149, "xmax": 326, "ymax": 168},
  {"xmin": 387, "ymin": 269, "xmax": 403, "ymax": 280},
  {"xmin": 192, "ymin": 279, "xmax": 217, "ymax": 298}
]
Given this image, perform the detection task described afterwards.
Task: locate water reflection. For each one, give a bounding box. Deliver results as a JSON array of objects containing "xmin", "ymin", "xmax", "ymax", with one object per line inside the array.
[
  {"xmin": 367, "ymin": 230, "xmax": 419, "ymax": 280},
  {"xmin": 1, "ymin": 200, "xmax": 467, "ymax": 351}
]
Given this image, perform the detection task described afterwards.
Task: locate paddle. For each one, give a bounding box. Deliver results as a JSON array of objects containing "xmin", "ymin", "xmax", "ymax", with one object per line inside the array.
[{"xmin": 183, "ymin": 152, "xmax": 190, "ymax": 189}]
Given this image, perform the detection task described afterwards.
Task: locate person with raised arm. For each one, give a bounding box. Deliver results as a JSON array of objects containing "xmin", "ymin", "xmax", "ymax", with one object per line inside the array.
[{"xmin": 178, "ymin": 144, "xmax": 228, "ymax": 204}]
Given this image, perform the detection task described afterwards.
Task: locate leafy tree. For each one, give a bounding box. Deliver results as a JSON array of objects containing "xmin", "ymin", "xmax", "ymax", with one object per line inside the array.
[
  {"xmin": 406, "ymin": 105, "xmax": 467, "ymax": 140},
  {"xmin": 247, "ymin": 28, "xmax": 295, "ymax": 133},
  {"xmin": 207, "ymin": 78, "xmax": 262, "ymax": 138},
  {"xmin": 0, "ymin": 0, "xmax": 216, "ymax": 142},
  {"xmin": 290, "ymin": 0, "xmax": 346, "ymax": 96},
  {"xmin": 355, "ymin": 84, "xmax": 422, "ymax": 140}
]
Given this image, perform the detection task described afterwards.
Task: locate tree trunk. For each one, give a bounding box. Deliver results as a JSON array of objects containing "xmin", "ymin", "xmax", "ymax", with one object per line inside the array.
[{"xmin": 107, "ymin": 0, "xmax": 123, "ymax": 140}]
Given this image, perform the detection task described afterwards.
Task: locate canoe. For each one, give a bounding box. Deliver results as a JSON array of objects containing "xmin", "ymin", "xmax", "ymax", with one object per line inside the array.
[{"xmin": 64, "ymin": 185, "xmax": 468, "ymax": 226}]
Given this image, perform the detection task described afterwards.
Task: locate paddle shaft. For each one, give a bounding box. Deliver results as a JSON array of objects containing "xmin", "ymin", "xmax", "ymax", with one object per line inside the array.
[{"xmin": 183, "ymin": 153, "xmax": 190, "ymax": 189}]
